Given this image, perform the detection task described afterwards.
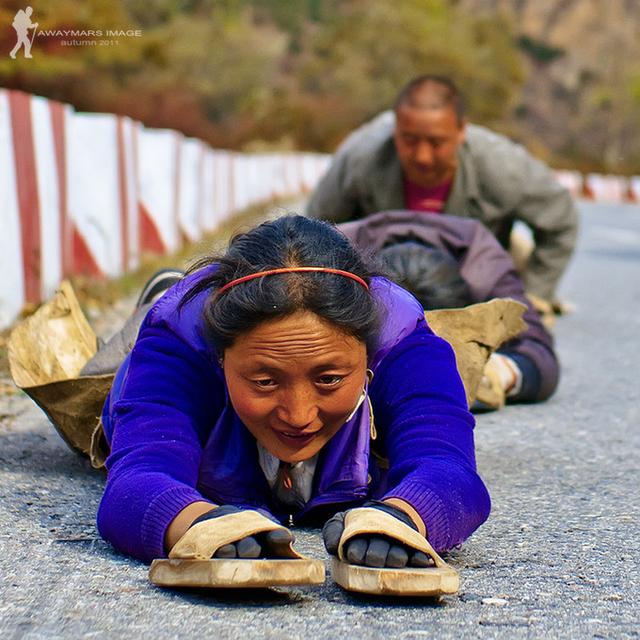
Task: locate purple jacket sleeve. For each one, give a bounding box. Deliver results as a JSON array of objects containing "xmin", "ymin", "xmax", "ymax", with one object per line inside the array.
[
  {"xmin": 96, "ymin": 316, "xmax": 225, "ymax": 563},
  {"xmin": 369, "ymin": 324, "xmax": 491, "ymax": 552}
]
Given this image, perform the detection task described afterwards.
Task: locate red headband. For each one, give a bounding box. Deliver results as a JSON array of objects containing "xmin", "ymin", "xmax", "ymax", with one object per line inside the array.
[{"xmin": 216, "ymin": 267, "xmax": 369, "ymax": 296}]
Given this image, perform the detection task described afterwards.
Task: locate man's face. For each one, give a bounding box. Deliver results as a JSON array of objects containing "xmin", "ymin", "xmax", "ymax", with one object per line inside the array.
[{"xmin": 393, "ymin": 104, "xmax": 466, "ymax": 188}]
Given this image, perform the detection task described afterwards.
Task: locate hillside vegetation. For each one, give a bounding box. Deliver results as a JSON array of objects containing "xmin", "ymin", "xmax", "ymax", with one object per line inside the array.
[
  {"xmin": 459, "ymin": 0, "xmax": 640, "ymax": 172},
  {"xmin": 1, "ymin": 0, "xmax": 637, "ymax": 172}
]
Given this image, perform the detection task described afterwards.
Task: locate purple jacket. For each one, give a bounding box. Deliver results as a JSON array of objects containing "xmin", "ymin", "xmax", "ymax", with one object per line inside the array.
[
  {"xmin": 97, "ymin": 266, "xmax": 490, "ymax": 562},
  {"xmin": 339, "ymin": 211, "xmax": 559, "ymax": 402}
]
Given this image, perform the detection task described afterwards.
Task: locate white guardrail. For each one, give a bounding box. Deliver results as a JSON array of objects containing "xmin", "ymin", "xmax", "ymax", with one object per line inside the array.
[
  {"xmin": 2, "ymin": 89, "xmax": 640, "ymax": 329},
  {"xmin": 0, "ymin": 89, "xmax": 330, "ymax": 328}
]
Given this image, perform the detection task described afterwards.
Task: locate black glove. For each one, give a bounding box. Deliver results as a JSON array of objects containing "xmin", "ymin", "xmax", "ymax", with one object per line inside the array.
[
  {"xmin": 191, "ymin": 505, "xmax": 294, "ymax": 559},
  {"xmin": 322, "ymin": 500, "xmax": 433, "ymax": 568}
]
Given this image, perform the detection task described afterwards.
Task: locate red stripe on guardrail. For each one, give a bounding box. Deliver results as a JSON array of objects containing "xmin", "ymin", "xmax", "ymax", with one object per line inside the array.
[
  {"xmin": 139, "ymin": 201, "xmax": 166, "ymax": 254},
  {"xmin": 72, "ymin": 227, "xmax": 102, "ymax": 277},
  {"xmin": 117, "ymin": 118, "xmax": 130, "ymax": 271},
  {"xmin": 49, "ymin": 100, "xmax": 71, "ymax": 277},
  {"xmin": 9, "ymin": 91, "xmax": 41, "ymax": 303}
]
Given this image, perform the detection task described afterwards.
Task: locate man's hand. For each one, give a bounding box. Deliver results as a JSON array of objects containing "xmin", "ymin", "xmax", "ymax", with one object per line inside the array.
[
  {"xmin": 526, "ymin": 293, "xmax": 557, "ymax": 330},
  {"xmin": 476, "ymin": 353, "xmax": 522, "ymax": 409}
]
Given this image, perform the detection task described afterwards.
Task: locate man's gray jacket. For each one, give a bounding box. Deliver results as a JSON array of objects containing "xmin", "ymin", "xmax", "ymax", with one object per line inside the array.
[{"xmin": 306, "ymin": 111, "xmax": 579, "ymax": 300}]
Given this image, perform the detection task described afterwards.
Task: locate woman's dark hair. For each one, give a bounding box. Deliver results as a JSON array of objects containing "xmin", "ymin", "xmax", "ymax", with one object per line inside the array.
[
  {"xmin": 377, "ymin": 241, "xmax": 472, "ymax": 310},
  {"xmin": 180, "ymin": 215, "xmax": 380, "ymax": 352}
]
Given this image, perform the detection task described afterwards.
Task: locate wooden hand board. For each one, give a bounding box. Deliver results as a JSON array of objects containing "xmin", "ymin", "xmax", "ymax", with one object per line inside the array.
[{"xmin": 149, "ymin": 558, "xmax": 325, "ymax": 589}]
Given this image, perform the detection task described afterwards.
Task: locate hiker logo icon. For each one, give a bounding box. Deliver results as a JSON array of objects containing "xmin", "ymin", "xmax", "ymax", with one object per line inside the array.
[{"xmin": 9, "ymin": 7, "xmax": 38, "ymax": 59}]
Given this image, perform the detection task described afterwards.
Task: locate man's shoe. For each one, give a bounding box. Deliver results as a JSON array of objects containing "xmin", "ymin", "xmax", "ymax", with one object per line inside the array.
[{"xmin": 136, "ymin": 268, "xmax": 184, "ymax": 308}]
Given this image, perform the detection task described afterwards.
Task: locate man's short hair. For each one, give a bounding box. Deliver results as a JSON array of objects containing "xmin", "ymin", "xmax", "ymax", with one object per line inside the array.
[{"xmin": 394, "ymin": 75, "xmax": 465, "ymax": 121}]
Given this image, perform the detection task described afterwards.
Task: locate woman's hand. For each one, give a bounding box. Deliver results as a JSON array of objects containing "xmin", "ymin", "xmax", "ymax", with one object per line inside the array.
[
  {"xmin": 322, "ymin": 500, "xmax": 433, "ymax": 568},
  {"xmin": 170, "ymin": 504, "xmax": 294, "ymax": 559}
]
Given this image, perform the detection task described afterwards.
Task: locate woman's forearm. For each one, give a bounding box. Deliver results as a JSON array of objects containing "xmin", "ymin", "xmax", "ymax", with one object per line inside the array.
[
  {"xmin": 383, "ymin": 497, "xmax": 427, "ymax": 537},
  {"xmin": 164, "ymin": 501, "xmax": 217, "ymax": 552}
]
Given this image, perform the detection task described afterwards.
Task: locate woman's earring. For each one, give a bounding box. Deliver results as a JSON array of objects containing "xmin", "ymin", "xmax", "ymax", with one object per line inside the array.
[{"xmin": 366, "ymin": 368, "xmax": 374, "ymax": 384}]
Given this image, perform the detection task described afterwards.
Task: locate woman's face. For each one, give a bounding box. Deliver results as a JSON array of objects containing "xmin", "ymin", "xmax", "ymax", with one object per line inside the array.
[{"xmin": 222, "ymin": 310, "xmax": 368, "ymax": 463}]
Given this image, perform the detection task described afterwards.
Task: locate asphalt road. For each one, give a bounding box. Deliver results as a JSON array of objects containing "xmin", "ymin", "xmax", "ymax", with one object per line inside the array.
[{"xmin": 1, "ymin": 202, "xmax": 638, "ymax": 639}]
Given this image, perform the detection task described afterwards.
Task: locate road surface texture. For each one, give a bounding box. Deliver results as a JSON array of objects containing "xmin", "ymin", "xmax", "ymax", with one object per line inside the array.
[{"xmin": 0, "ymin": 202, "xmax": 638, "ymax": 639}]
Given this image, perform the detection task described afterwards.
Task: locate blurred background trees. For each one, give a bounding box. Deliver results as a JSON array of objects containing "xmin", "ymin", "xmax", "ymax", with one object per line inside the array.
[{"xmin": 1, "ymin": 0, "xmax": 639, "ymax": 173}]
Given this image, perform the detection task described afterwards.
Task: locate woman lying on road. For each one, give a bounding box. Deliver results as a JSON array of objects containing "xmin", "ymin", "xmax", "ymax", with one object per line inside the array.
[
  {"xmin": 339, "ymin": 210, "xmax": 559, "ymax": 409},
  {"xmin": 93, "ymin": 215, "xmax": 490, "ymax": 582}
]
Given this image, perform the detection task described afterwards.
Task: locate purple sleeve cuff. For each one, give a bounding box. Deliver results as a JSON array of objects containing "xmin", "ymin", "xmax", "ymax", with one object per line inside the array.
[
  {"xmin": 139, "ymin": 486, "xmax": 215, "ymax": 562},
  {"xmin": 383, "ymin": 482, "xmax": 451, "ymax": 552}
]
